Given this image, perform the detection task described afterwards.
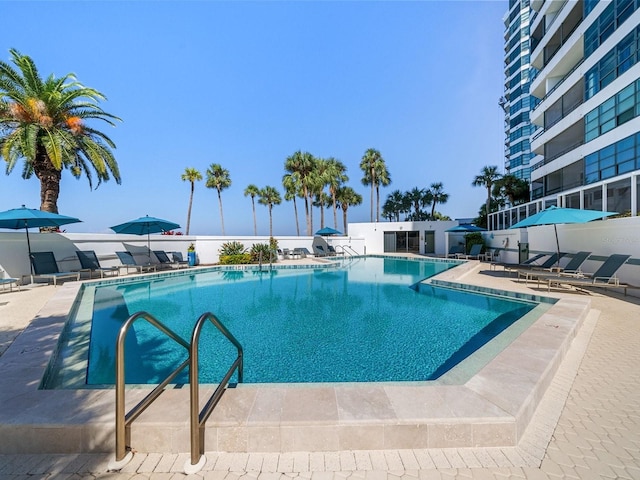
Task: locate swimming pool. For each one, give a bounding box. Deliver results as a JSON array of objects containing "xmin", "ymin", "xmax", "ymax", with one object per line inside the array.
[{"xmin": 44, "ymin": 256, "xmax": 549, "ymax": 388}]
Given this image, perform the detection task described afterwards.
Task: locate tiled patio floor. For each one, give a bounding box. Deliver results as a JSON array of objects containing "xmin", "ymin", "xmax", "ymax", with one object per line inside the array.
[{"xmin": 0, "ymin": 261, "xmax": 639, "ymax": 479}]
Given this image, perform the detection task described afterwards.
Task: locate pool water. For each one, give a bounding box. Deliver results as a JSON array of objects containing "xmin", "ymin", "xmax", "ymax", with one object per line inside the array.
[
  {"xmin": 45, "ymin": 257, "xmax": 537, "ymax": 388},
  {"xmin": 55, "ymin": 256, "xmax": 540, "ymax": 386}
]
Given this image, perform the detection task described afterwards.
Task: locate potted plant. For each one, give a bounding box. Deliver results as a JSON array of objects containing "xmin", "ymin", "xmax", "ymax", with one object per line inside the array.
[{"xmin": 187, "ymin": 243, "xmax": 197, "ymax": 266}]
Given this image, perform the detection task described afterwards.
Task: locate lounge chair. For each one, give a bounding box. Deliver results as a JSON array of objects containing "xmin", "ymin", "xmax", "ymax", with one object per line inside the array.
[
  {"xmin": 76, "ymin": 250, "xmax": 120, "ymax": 279},
  {"xmin": 116, "ymin": 251, "xmax": 156, "ymax": 274},
  {"xmin": 295, "ymin": 247, "xmax": 314, "ymax": 258},
  {"xmin": 29, "ymin": 251, "xmax": 80, "ymax": 286},
  {"xmin": 491, "ymin": 253, "xmax": 547, "ymax": 272},
  {"xmin": 314, "ymin": 245, "xmax": 327, "ymax": 257},
  {"xmin": 153, "ymin": 250, "xmax": 185, "ymax": 269},
  {"xmin": 0, "ymin": 269, "xmax": 20, "ymax": 292},
  {"xmin": 509, "ymin": 252, "xmax": 566, "ymax": 275},
  {"xmin": 446, "ymin": 245, "xmax": 464, "ymax": 258},
  {"xmin": 456, "ymin": 243, "xmax": 483, "ymax": 260},
  {"xmin": 542, "ymin": 254, "xmax": 631, "ymax": 293},
  {"xmin": 327, "ymin": 245, "xmax": 338, "ymax": 255},
  {"xmin": 171, "ymin": 252, "xmax": 189, "ymax": 267},
  {"xmin": 518, "ymin": 251, "xmax": 591, "ymax": 284}
]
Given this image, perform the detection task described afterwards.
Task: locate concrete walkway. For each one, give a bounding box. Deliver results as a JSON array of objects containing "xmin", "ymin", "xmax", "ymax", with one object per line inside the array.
[{"xmin": 0, "ymin": 265, "xmax": 639, "ymax": 479}]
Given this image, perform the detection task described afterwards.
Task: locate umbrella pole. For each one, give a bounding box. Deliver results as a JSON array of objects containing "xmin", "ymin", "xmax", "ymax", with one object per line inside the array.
[
  {"xmin": 554, "ymin": 224, "xmax": 561, "ymax": 267},
  {"xmin": 147, "ymin": 231, "xmax": 151, "ymax": 265},
  {"xmin": 25, "ymin": 224, "xmax": 34, "ymax": 277}
]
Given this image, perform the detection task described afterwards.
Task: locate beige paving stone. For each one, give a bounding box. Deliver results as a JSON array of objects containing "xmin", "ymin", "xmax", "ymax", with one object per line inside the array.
[{"xmin": 353, "ymin": 451, "xmax": 373, "ymax": 471}]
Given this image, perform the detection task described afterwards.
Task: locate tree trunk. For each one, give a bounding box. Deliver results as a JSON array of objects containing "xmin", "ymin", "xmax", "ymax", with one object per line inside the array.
[
  {"xmin": 342, "ymin": 208, "xmax": 348, "ymax": 235},
  {"xmin": 186, "ymin": 182, "xmax": 194, "ymax": 235},
  {"xmin": 332, "ymin": 192, "xmax": 338, "ymax": 229},
  {"xmin": 303, "ymin": 187, "xmax": 311, "ymax": 235},
  {"xmin": 33, "ymin": 147, "xmax": 61, "ymax": 214},
  {"xmin": 217, "ymin": 190, "xmax": 225, "ymax": 235},
  {"xmin": 252, "ymin": 198, "xmax": 257, "ymax": 236},
  {"xmin": 293, "ymin": 198, "xmax": 300, "ymax": 236},
  {"xmin": 268, "ymin": 205, "xmax": 273, "ymax": 238}
]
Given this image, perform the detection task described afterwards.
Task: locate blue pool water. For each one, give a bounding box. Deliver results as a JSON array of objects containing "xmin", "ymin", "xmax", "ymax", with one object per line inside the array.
[{"xmin": 76, "ymin": 256, "xmax": 539, "ymax": 385}]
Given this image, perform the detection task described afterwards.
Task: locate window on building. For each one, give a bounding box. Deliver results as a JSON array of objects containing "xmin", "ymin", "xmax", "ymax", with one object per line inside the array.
[
  {"xmin": 584, "ymin": 186, "xmax": 603, "ymax": 210},
  {"xmin": 607, "ymin": 178, "xmax": 632, "ymax": 214},
  {"xmin": 566, "ymin": 192, "xmax": 581, "ymax": 209}
]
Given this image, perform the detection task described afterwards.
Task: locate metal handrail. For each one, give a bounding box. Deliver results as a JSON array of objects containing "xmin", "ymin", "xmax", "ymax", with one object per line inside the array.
[
  {"xmin": 188, "ymin": 312, "xmax": 243, "ymax": 471},
  {"xmin": 334, "ymin": 245, "xmax": 353, "ymax": 257},
  {"xmin": 112, "ymin": 311, "xmax": 191, "ymax": 468}
]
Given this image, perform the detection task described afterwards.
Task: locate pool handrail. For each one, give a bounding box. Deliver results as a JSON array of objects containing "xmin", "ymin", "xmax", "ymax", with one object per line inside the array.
[
  {"xmin": 187, "ymin": 312, "xmax": 244, "ymax": 473},
  {"xmin": 110, "ymin": 311, "xmax": 191, "ymax": 471}
]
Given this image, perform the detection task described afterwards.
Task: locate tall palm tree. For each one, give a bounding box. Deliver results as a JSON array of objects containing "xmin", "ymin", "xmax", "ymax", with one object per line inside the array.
[
  {"xmin": 258, "ymin": 186, "xmax": 281, "ymax": 238},
  {"xmin": 244, "ymin": 184, "xmax": 260, "ymax": 236},
  {"xmin": 325, "ymin": 157, "xmax": 348, "ymax": 229},
  {"xmin": 336, "ymin": 186, "xmax": 362, "ymax": 235},
  {"xmin": 428, "ymin": 182, "xmax": 449, "ymax": 219},
  {"xmin": 181, "ymin": 167, "xmax": 202, "ymax": 235},
  {"xmin": 282, "ymin": 172, "xmax": 302, "ymax": 236},
  {"xmin": 405, "ymin": 187, "xmax": 426, "ymax": 220},
  {"xmin": 383, "ymin": 189, "xmax": 407, "ymax": 221},
  {"xmin": 360, "ymin": 148, "xmax": 390, "ymax": 222},
  {"xmin": 284, "ymin": 151, "xmax": 316, "ymax": 235},
  {"xmin": 0, "ymin": 49, "xmax": 121, "ymax": 214},
  {"xmin": 472, "ymin": 165, "xmax": 501, "ymax": 217},
  {"xmin": 205, "ymin": 163, "xmax": 231, "ymax": 235}
]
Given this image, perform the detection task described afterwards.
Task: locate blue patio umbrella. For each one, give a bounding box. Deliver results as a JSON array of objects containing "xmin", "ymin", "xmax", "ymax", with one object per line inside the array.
[
  {"xmin": 0, "ymin": 205, "xmax": 82, "ymax": 274},
  {"xmin": 315, "ymin": 227, "xmax": 342, "ymax": 236},
  {"xmin": 110, "ymin": 215, "xmax": 180, "ymax": 263},
  {"xmin": 510, "ymin": 206, "xmax": 617, "ymax": 265},
  {"xmin": 445, "ymin": 224, "xmax": 486, "ymax": 232}
]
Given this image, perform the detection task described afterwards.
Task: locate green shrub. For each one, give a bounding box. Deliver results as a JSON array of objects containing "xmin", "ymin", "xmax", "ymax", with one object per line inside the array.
[
  {"xmin": 250, "ymin": 243, "xmax": 277, "ymax": 263},
  {"xmin": 464, "ymin": 232, "xmax": 485, "ymax": 254},
  {"xmin": 219, "ymin": 241, "xmax": 246, "ymax": 256},
  {"xmin": 219, "ymin": 253, "xmax": 252, "ymax": 265}
]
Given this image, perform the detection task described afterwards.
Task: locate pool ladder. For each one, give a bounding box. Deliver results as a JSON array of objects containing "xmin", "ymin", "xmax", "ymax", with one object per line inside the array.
[{"xmin": 108, "ymin": 311, "xmax": 243, "ymax": 474}]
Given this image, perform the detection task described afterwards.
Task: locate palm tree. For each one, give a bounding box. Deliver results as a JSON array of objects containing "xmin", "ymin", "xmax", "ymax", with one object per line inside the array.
[
  {"xmin": 244, "ymin": 184, "xmax": 260, "ymax": 236},
  {"xmin": 181, "ymin": 167, "xmax": 202, "ymax": 235},
  {"xmin": 284, "ymin": 151, "xmax": 316, "ymax": 235},
  {"xmin": 360, "ymin": 148, "xmax": 390, "ymax": 222},
  {"xmin": 382, "ymin": 189, "xmax": 406, "ymax": 221},
  {"xmin": 282, "ymin": 172, "xmax": 302, "ymax": 236},
  {"xmin": 0, "ymin": 49, "xmax": 121, "ymax": 214},
  {"xmin": 325, "ymin": 157, "xmax": 348, "ymax": 229},
  {"xmin": 205, "ymin": 163, "xmax": 231, "ymax": 235},
  {"xmin": 258, "ymin": 186, "xmax": 281, "ymax": 238},
  {"xmin": 428, "ymin": 182, "xmax": 449, "ymax": 219},
  {"xmin": 493, "ymin": 174, "xmax": 530, "ymax": 206},
  {"xmin": 336, "ymin": 186, "xmax": 362, "ymax": 235},
  {"xmin": 472, "ymin": 165, "xmax": 502, "ymax": 217}
]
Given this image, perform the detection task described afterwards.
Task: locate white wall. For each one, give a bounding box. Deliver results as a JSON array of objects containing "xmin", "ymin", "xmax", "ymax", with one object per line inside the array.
[
  {"xmin": 348, "ymin": 220, "xmax": 458, "ymax": 256},
  {"xmin": 0, "ymin": 232, "xmax": 367, "ymax": 278},
  {"xmin": 482, "ymin": 216, "xmax": 640, "ymax": 286}
]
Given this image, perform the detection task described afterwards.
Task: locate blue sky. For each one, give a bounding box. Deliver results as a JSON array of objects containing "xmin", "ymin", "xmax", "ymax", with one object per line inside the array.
[{"xmin": 1, "ymin": 0, "xmax": 507, "ymax": 236}]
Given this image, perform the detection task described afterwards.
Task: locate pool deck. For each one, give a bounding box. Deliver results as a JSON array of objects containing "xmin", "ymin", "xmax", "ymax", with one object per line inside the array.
[{"xmin": 0, "ymin": 256, "xmax": 639, "ymax": 478}]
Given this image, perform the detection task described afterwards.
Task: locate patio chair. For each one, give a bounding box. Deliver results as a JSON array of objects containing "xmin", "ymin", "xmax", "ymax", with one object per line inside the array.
[
  {"xmin": 508, "ymin": 252, "xmax": 566, "ymax": 275},
  {"xmin": 29, "ymin": 251, "xmax": 80, "ymax": 286},
  {"xmin": 76, "ymin": 250, "xmax": 120, "ymax": 279},
  {"xmin": 153, "ymin": 250, "xmax": 184, "ymax": 269},
  {"xmin": 518, "ymin": 251, "xmax": 592, "ymax": 284},
  {"xmin": 116, "ymin": 251, "xmax": 156, "ymax": 274},
  {"xmin": 171, "ymin": 251, "xmax": 189, "ymax": 266},
  {"xmin": 292, "ymin": 248, "xmax": 307, "ymax": 258},
  {"xmin": 327, "ymin": 245, "xmax": 338, "ymax": 256},
  {"xmin": 446, "ymin": 245, "xmax": 464, "ymax": 258},
  {"xmin": 456, "ymin": 243, "xmax": 483, "ymax": 260},
  {"xmin": 0, "ymin": 268, "xmax": 20, "ymax": 292},
  {"xmin": 542, "ymin": 254, "xmax": 631, "ymax": 294},
  {"xmin": 491, "ymin": 252, "xmax": 547, "ymax": 272}
]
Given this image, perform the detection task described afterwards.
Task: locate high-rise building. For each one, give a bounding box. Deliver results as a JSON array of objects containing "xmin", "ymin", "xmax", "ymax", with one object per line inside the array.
[
  {"xmin": 491, "ymin": 0, "xmax": 640, "ymax": 230},
  {"xmin": 503, "ymin": 0, "xmax": 537, "ymax": 182}
]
